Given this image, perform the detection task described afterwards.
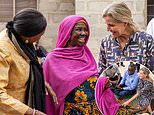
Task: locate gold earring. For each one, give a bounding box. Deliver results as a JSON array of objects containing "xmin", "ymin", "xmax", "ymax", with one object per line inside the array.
[{"xmin": 25, "ymin": 40, "xmax": 29, "ymax": 43}]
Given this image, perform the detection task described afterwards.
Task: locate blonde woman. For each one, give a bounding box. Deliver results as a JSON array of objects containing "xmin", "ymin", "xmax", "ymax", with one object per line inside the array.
[
  {"xmin": 122, "ymin": 67, "xmax": 154, "ymax": 113},
  {"xmin": 98, "ymin": 2, "xmax": 154, "ymax": 75}
]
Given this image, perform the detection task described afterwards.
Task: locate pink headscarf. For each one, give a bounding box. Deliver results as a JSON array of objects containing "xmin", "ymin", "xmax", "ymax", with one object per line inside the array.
[
  {"xmin": 43, "ymin": 15, "xmax": 98, "ymax": 115},
  {"xmin": 95, "ymin": 77, "xmax": 120, "ymax": 115}
]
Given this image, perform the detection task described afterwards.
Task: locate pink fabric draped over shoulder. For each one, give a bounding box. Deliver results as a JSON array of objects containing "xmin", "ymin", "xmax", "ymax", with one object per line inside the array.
[
  {"xmin": 95, "ymin": 77, "xmax": 120, "ymax": 115},
  {"xmin": 43, "ymin": 15, "xmax": 98, "ymax": 115}
]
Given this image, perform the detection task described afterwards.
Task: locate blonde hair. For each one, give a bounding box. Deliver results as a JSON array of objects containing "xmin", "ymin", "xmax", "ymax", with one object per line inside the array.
[
  {"xmin": 140, "ymin": 67, "xmax": 150, "ymax": 78},
  {"xmin": 140, "ymin": 67, "xmax": 153, "ymax": 82},
  {"xmin": 102, "ymin": 2, "xmax": 138, "ymax": 32}
]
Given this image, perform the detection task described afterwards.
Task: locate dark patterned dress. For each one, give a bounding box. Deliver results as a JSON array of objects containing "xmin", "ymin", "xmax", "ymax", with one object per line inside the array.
[
  {"xmin": 137, "ymin": 79, "xmax": 154, "ymax": 110},
  {"xmin": 64, "ymin": 76, "xmax": 101, "ymax": 115},
  {"xmin": 98, "ymin": 31, "xmax": 154, "ymax": 75}
]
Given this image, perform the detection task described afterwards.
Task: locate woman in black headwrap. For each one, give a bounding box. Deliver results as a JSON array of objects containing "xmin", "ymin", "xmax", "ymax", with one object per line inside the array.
[{"xmin": 0, "ymin": 8, "xmax": 56, "ymax": 115}]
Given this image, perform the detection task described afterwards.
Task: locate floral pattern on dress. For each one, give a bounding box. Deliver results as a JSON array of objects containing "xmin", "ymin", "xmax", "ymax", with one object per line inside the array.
[
  {"xmin": 64, "ymin": 76, "xmax": 101, "ymax": 115},
  {"xmin": 75, "ymin": 90, "xmax": 87, "ymax": 103},
  {"xmin": 137, "ymin": 79, "xmax": 154, "ymax": 110}
]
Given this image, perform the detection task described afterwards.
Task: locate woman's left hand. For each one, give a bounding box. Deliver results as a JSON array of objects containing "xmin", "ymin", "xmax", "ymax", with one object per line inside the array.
[{"xmin": 45, "ymin": 81, "xmax": 58, "ymax": 104}]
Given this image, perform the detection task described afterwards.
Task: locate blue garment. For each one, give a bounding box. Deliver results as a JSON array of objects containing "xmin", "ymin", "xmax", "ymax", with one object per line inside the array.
[
  {"xmin": 118, "ymin": 90, "xmax": 136, "ymax": 98},
  {"xmin": 119, "ymin": 70, "xmax": 139, "ymax": 90},
  {"xmin": 98, "ymin": 31, "xmax": 154, "ymax": 75}
]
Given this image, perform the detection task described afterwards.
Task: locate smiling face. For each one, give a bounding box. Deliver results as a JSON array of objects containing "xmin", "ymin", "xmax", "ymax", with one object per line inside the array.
[
  {"xmin": 66, "ymin": 22, "xmax": 88, "ymax": 47},
  {"xmin": 139, "ymin": 70, "xmax": 148, "ymax": 80},
  {"xmin": 104, "ymin": 16, "xmax": 126, "ymax": 38}
]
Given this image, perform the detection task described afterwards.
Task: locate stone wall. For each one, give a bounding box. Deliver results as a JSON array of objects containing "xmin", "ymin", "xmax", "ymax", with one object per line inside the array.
[{"xmin": 38, "ymin": 0, "xmax": 75, "ymax": 51}]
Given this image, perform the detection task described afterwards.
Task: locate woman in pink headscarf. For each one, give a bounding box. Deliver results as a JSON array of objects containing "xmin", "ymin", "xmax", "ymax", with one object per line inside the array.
[
  {"xmin": 95, "ymin": 77, "xmax": 120, "ymax": 115},
  {"xmin": 43, "ymin": 15, "xmax": 100, "ymax": 115},
  {"xmin": 95, "ymin": 76, "xmax": 142, "ymax": 115}
]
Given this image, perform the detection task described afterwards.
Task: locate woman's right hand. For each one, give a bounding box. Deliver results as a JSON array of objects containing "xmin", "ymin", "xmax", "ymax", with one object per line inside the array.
[
  {"xmin": 45, "ymin": 81, "xmax": 58, "ymax": 104},
  {"xmin": 25, "ymin": 108, "xmax": 46, "ymax": 115},
  {"xmin": 35, "ymin": 110, "xmax": 46, "ymax": 115}
]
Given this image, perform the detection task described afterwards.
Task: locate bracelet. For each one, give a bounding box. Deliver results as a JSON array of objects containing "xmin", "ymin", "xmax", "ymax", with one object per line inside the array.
[
  {"xmin": 32, "ymin": 108, "xmax": 39, "ymax": 115},
  {"xmin": 32, "ymin": 108, "xmax": 35, "ymax": 115}
]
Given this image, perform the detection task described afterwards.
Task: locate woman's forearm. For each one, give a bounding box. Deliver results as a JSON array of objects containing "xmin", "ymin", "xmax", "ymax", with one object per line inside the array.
[{"xmin": 127, "ymin": 93, "xmax": 138, "ymax": 103}]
